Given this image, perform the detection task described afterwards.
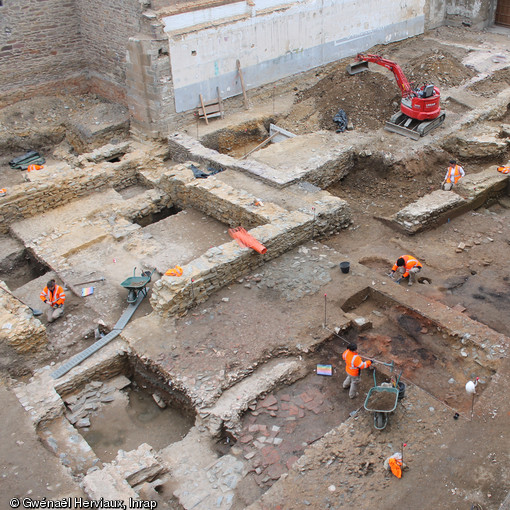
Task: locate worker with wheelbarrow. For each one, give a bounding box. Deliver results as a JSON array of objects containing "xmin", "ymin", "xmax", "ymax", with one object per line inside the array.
[{"xmin": 342, "ymin": 343, "xmax": 372, "ymax": 399}]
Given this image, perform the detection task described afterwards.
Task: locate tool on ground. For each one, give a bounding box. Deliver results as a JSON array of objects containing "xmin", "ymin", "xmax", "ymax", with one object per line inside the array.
[
  {"xmin": 0, "ymin": 286, "xmax": 43, "ymax": 316},
  {"xmin": 73, "ymin": 277, "xmax": 105, "ymax": 286},
  {"xmin": 236, "ymin": 59, "xmax": 249, "ymax": 109},
  {"xmin": 120, "ymin": 267, "xmax": 156, "ymax": 303},
  {"xmin": 228, "ymin": 227, "xmax": 267, "ymax": 254},
  {"xmin": 346, "ymin": 53, "xmax": 445, "ymax": 139}
]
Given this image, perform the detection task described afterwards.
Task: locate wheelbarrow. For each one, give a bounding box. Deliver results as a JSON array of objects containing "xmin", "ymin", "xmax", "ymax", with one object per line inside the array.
[
  {"xmin": 120, "ymin": 267, "xmax": 156, "ymax": 303},
  {"xmin": 364, "ymin": 369, "xmax": 400, "ymax": 430}
]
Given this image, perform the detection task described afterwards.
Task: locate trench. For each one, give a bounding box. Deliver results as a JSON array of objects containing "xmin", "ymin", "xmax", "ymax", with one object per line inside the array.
[
  {"xmin": 56, "ymin": 357, "xmax": 196, "ymax": 465},
  {"xmin": 0, "ymin": 248, "xmax": 51, "ymax": 291},
  {"xmin": 133, "ymin": 205, "xmax": 181, "ymax": 228},
  {"xmin": 341, "ymin": 288, "xmax": 494, "ymax": 412}
]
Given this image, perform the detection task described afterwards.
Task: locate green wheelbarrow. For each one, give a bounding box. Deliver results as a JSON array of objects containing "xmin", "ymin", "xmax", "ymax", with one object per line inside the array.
[
  {"xmin": 364, "ymin": 369, "xmax": 400, "ymax": 430},
  {"xmin": 120, "ymin": 267, "xmax": 156, "ymax": 303}
]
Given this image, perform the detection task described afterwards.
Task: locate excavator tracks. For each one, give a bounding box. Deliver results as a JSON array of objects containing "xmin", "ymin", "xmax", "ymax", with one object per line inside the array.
[{"xmin": 385, "ymin": 112, "xmax": 446, "ymax": 140}]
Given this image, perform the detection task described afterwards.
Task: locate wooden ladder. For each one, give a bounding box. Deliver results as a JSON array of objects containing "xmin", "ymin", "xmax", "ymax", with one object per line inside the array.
[{"xmin": 198, "ymin": 87, "xmax": 224, "ymax": 124}]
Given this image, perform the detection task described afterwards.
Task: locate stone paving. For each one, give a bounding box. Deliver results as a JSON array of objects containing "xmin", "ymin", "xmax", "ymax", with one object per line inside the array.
[{"xmin": 236, "ymin": 370, "xmax": 362, "ymax": 490}]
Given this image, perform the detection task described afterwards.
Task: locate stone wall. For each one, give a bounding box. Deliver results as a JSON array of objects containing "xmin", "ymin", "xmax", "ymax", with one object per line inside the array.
[
  {"xmin": 0, "ymin": 283, "xmax": 47, "ymax": 353},
  {"xmin": 149, "ymin": 164, "xmax": 352, "ymax": 316},
  {"xmin": 0, "ymin": 0, "xmax": 85, "ymax": 105},
  {"xmin": 77, "ymin": 0, "xmax": 142, "ymax": 102},
  {"xmin": 0, "ymin": 155, "xmax": 142, "ymax": 235}
]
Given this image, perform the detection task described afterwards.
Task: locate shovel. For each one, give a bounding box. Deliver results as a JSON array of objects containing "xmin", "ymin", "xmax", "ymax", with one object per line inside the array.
[{"xmin": 0, "ymin": 286, "xmax": 43, "ymax": 316}]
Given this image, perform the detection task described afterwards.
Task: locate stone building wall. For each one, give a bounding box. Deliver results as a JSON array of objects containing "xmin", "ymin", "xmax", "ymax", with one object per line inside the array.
[
  {"xmin": 77, "ymin": 0, "xmax": 143, "ymax": 104},
  {"xmin": 0, "ymin": 0, "xmax": 85, "ymax": 106}
]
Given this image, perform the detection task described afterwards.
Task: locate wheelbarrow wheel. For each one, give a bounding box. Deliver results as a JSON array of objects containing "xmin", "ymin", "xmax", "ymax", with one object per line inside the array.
[
  {"xmin": 127, "ymin": 289, "xmax": 137, "ymax": 304},
  {"xmin": 374, "ymin": 412, "xmax": 388, "ymax": 430}
]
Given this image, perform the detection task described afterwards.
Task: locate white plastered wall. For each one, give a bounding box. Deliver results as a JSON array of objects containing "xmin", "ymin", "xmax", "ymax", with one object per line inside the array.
[{"xmin": 162, "ymin": 0, "xmax": 426, "ymax": 112}]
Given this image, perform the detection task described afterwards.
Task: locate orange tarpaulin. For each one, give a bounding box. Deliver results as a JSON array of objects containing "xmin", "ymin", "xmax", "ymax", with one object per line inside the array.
[
  {"xmin": 165, "ymin": 265, "xmax": 183, "ymax": 276},
  {"xmin": 228, "ymin": 227, "xmax": 267, "ymax": 254},
  {"xmin": 27, "ymin": 164, "xmax": 44, "ymax": 172}
]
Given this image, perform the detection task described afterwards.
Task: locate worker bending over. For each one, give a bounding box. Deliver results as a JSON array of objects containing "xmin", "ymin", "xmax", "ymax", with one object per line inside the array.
[
  {"xmin": 40, "ymin": 279, "xmax": 66, "ymax": 323},
  {"xmin": 442, "ymin": 159, "xmax": 465, "ymax": 190},
  {"xmin": 342, "ymin": 343, "xmax": 372, "ymax": 399},
  {"xmin": 389, "ymin": 255, "xmax": 423, "ymax": 286}
]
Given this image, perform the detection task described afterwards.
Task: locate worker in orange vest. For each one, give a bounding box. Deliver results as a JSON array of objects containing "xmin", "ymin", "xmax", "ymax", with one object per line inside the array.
[
  {"xmin": 389, "ymin": 254, "xmax": 423, "ymax": 286},
  {"xmin": 442, "ymin": 159, "xmax": 465, "ymax": 190},
  {"xmin": 40, "ymin": 279, "xmax": 66, "ymax": 323},
  {"xmin": 342, "ymin": 343, "xmax": 372, "ymax": 399}
]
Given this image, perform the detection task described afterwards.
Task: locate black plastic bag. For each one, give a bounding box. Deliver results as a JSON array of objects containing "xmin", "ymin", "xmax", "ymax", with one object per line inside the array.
[{"xmin": 333, "ymin": 109, "xmax": 348, "ymax": 133}]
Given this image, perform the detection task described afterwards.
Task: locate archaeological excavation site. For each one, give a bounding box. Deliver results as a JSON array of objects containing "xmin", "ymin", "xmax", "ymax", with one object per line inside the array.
[{"xmin": 1, "ymin": 0, "xmax": 510, "ymax": 509}]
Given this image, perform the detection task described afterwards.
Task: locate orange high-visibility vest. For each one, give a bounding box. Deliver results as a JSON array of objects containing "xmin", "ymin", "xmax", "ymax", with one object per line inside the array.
[
  {"xmin": 497, "ymin": 166, "xmax": 510, "ymax": 174},
  {"xmin": 40, "ymin": 284, "xmax": 66, "ymax": 307},
  {"xmin": 342, "ymin": 349, "xmax": 370, "ymax": 377},
  {"xmin": 389, "ymin": 457, "xmax": 402, "ymax": 478},
  {"xmin": 392, "ymin": 255, "xmax": 422, "ymax": 279},
  {"xmin": 445, "ymin": 164, "xmax": 463, "ymax": 184}
]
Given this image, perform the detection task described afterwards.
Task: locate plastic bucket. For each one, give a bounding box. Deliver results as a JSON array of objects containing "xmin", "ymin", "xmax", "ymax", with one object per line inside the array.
[
  {"xmin": 397, "ymin": 382, "xmax": 406, "ymax": 400},
  {"xmin": 340, "ymin": 262, "xmax": 350, "ymax": 274}
]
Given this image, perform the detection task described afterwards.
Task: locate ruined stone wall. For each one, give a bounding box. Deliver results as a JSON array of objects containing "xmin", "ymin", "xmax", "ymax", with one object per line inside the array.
[
  {"xmin": 0, "ymin": 283, "xmax": 47, "ymax": 353},
  {"xmin": 0, "ymin": 0, "xmax": 85, "ymax": 106},
  {"xmin": 149, "ymin": 164, "xmax": 352, "ymax": 316},
  {"xmin": 0, "ymin": 159, "xmax": 140, "ymax": 235}
]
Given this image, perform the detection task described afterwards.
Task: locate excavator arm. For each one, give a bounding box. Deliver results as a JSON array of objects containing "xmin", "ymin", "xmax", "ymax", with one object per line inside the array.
[{"xmin": 355, "ymin": 54, "xmax": 413, "ymax": 97}]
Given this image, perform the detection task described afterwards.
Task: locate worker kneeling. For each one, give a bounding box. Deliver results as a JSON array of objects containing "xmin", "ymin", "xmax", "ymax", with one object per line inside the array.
[
  {"xmin": 389, "ymin": 254, "xmax": 423, "ymax": 287},
  {"xmin": 342, "ymin": 343, "xmax": 372, "ymax": 399},
  {"xmin": 40, "ymin": 279, "xmax": 66, "ymax": 323}
]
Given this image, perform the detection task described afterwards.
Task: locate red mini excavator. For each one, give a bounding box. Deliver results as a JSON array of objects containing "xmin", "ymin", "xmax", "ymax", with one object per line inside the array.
[{"xmin": 347, "ymin": 53, "xmax": 446, "ymax": 140}]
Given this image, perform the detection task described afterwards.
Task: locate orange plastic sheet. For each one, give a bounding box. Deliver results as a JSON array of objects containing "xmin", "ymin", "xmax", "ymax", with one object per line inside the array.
[
  {"xmin": 165, "ymin": 265, "xmax": 183, "ymax": 276},
  {"xmin": 228, "ymin": 227, "xmax": 267, "ymax": 254}
]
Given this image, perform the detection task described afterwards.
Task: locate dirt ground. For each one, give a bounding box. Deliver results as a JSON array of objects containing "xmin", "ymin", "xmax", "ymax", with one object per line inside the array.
[{"xmin": 1, "ymin": 24, "xmax": 510, "ymax": 510}]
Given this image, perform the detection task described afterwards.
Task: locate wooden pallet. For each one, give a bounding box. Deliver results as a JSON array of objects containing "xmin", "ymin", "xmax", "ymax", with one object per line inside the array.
[{"xmin": 197, "ymin": 87, "xmax": 224, "ymax": 124}]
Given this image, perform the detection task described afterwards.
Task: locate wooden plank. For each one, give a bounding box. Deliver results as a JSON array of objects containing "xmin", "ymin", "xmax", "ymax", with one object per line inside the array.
[
  {"xmin": 198, "ymin": 104, "xmax": 221, "ymax": 116},
  {"xmin": 240, "ymin": 132, "xmax": 278, "ymax": 160},
  {"xmin": 236, "ymin": 59, "xmax": 249, "ymax": 110},
  {"xmin": 199, "ymin": 94, "xmax": 209, "ymax": 124}
]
